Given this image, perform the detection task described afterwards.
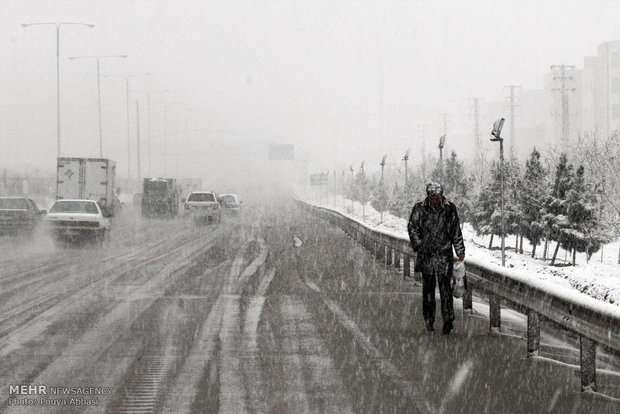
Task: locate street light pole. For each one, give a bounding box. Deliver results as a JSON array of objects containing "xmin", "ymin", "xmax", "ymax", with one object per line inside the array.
[
  {"xmin": 68, "ymin": 54, "xmax": 127, "ymax": 157},
  {"xmin": 147, "ymin": 93, "xmax": 151, "ymax": 176},
  {"xmin": 125, "ymin": 78, "xmax": 131, "ymax": 181},
  {"xmin": 21, "ymin": 22, "xmax": 95, "ymax": 158},
  {"xmin": 96, "ymin": 59, "xmax": 103, "ymax": 157},
  {"xmin": 491, "ymin": 118, "xmax": 506, "ymax": 267},
  {"xmin": 438, "ymin": 134, "xmax": 446, "ymax": 183},
  {"xmin": 402, "ymin": 149, "xmax": 409, "ymax": 187},
  {"xmin": 136, "ymin": 101, "xmax": 142, "ymax": 183}
]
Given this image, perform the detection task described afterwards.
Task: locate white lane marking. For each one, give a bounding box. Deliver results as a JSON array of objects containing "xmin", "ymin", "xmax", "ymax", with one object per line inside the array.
[{"xmin": 219, "ymin": 295, "xmax": 249, "ymax": 414}]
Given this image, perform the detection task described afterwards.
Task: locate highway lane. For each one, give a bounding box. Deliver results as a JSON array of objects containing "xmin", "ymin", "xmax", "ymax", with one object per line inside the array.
[{"xmin": 1, "ymin": 196, "xmax": 619, "ymax": 413}]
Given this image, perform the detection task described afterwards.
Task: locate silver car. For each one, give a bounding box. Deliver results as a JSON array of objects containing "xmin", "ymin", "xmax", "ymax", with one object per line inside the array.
[{"xmin": 184, "ymin": 191, "xmax": 221, "ymax": 224}]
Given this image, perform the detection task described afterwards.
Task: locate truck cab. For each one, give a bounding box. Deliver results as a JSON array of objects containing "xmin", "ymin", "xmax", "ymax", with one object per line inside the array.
[{"xmin": 141, "ymin": 178, "xmax": 179, "ymax": 218}]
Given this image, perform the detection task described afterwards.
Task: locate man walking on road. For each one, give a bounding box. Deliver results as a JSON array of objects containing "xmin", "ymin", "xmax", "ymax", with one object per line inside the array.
[{"xmin": 407, "ymin": 182, "xmax": 465, "ymax": 335}]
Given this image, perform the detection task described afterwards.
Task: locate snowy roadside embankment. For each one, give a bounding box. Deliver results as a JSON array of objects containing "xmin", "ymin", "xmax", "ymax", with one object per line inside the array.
[{"xmin": 302, "ymin": 194, "xmax": 620, "ymax": 308}]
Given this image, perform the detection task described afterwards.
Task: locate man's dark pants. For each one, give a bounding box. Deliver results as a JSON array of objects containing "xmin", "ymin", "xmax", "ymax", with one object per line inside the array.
[{"xmin": 422, "ymin": 268, "xmax": 454, "ymax": 325}]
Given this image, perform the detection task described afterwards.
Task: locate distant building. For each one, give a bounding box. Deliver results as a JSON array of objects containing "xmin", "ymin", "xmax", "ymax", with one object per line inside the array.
[
  {"xmin": 596, "ymin": 40, "xmax": 620, "ymax": 139},
  {"xmin": 540, "ymin": 40, "xmax": 620, "ymax": 148}
]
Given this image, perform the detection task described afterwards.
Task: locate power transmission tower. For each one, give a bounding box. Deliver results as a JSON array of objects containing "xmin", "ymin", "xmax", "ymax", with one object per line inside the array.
[
  {"xmin": 505, "ymin": 85, "xmax": 520, "ymax": 156},
  {"xmin": 550, "ymin": 65, "xmax": 576, "ymax": 145}
]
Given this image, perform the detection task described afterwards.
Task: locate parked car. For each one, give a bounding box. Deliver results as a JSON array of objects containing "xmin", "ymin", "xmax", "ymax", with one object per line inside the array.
[
  {"xmin": 0, "ymin": 196, "xmax": 46, "ymax": 236},
  {"xmin": 45, "ymin": 199, "xmax": 111, "ymax": 246},
  {"xmin": 184, "ymin": 191, "xmax": 221, "ymax": 224},
  {"xmin": 218, "ymin": 193, "xmax": 241, "ymax": 216}
]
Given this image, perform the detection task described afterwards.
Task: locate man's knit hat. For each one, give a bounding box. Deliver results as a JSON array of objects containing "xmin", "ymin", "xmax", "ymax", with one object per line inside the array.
[{"xmin": 425, "ymin": 182, "xmax": 443, "ymax": 196}]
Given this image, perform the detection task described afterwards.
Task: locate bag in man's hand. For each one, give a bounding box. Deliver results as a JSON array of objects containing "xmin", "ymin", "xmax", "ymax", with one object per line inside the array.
[{"xmin": 452, "ymin": 260, "xmax": 465, "ymax": 298}]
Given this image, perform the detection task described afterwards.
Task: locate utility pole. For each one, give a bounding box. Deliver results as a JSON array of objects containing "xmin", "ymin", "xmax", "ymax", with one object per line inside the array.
[
  {"xmin": 379, "ymin": 155, "xmax": 386, "ymax": 182},
  {"xmin": 438, "ymin": 134, "xmax": 446, "ymax": 183},
  {"xmin": 441, "ymin": 113, "xmax": 448, "ymax": 137},
  {"xmin": 491, "ymin": 118, "xmax": 506, "ymax": 267},
  {"xmin": 21, "ymin": 22, "xmax": 95, "ymax": 158},
  {"xmin": 68, "ymin": 54, "xmax": 128, "ymax": 157},
  {"xmin": 439, "ymin": 113, "xmax": 448, "ymax": 184},
  {"xmin": 472, "ymin": 97, "xmax": 484, "ymax": 187},
  {"xmin": 147, "ymin": 93, "xmax": 152, "ymax": 177},
  {"xmin": 163, "ymin": 103, "xmax": 168, "ymax": 175},
  {"xmin": 125, "ymin": 78, "xmax": 131, "ymax": 182},
  {"xmin": 136, "ymin": 101, "xmax": 142, "ymax": 183},
  {"xmin": 551, "ymin": 65, "xmax": 576, "ymax": 145},
  {"xmin": 473, "ymin": 98, "xmax": 480, "ymax": 154},
  {"xmin": 505, "ymin": 85, "xmax": 520, "ymax": 156},
  {"xmin": 402, "ymin": 149, "xmax": 409, "ymax": 187},
  {"xmin": 349, "ymin": 165, "xmax": 354, "ymax": 212},
  {"xmin": 379, "ymin": 155, "xmax": 387, "ymax": 222},
  {"xmin": 341, "ymin": 170, "xmax": 345, "ymax": 209},
  {"xmin": 418, "ymin": 124, "xmax": 426, "ymax": 182}
]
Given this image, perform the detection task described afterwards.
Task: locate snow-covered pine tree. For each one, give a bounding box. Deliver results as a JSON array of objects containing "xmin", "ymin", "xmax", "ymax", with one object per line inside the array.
[
  {"xmin": 471, "ymin": 161, "xmax": 502, "ymax": 248},
  {"xmin": 443, "ymin": 150, "xmax": 472, "ymax": 224},
  {"xmin": 371, "ymin": 176, "xmax": 390, "ymax": 223},
  {"xmin": 519, "ymin": 148, "xmax": 547, "ymax": 257},
  {"xmin": 544, "ymin": 153, "xmax": 574, "ymax": 265},
  {"xmin": 503, "ymin": 155, "xmax": 523, "ymax": 253},
  {"xmin": 562, "ymin": 165, "xmax": 608, "ymax": 264}
]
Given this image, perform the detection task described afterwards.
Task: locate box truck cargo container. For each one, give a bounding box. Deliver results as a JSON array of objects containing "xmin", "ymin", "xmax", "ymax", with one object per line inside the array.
[{"xmin": 56, "ymin": 157, "xmax": 117, "ymax": 215}]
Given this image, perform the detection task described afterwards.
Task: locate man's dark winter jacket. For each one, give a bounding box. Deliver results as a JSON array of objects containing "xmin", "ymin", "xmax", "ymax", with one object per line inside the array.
[{"xmin": 407, "ymin": 196, "xmax": 465, "ymax": 275}]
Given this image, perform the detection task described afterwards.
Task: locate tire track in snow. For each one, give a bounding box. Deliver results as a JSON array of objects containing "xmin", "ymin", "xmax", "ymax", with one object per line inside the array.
[{"xmin": 0, "ymin": 234, "xmax": 217, "ymax": 413}]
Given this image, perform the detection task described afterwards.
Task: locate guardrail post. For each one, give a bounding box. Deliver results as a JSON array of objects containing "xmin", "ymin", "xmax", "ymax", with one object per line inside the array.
[
  {"xmin": 463, "ymin": 280, "xmax": 472, "ymax": 311},
  {"xmin": 489, "ymin": 294, "xmax": 501, "ymax": 332},
  {"xmin": 580, "ymin": 336, "xmax": 597, "ymax": 392},
  {"xmin": 526, "ymin": 310, "xmax": 540, "ymax": 357},
  {"xmin": 386, "ymin": 246, "xmax": 393, "ymax": 266},
  {"xmin": 403, "ymin": 255, "xmax": 410, "ymax": 279},
  {"xmin": 376, "ymin": 242, "xmax": 384, "ymax": 261},
  {"xmin": 394, "ymin": 250, "xmax": 401, "ymax": 269}
]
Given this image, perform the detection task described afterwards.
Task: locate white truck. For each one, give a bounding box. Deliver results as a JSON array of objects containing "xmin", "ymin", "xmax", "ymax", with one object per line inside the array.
[{"xmin": 56, "ymin": 157, "xmax": 118, "ymax": 216}]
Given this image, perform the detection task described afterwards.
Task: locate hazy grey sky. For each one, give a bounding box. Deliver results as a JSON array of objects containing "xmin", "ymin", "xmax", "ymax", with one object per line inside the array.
[{"xmin": 1, "ymin": 0, "xmax": 619, "ymax": 178}]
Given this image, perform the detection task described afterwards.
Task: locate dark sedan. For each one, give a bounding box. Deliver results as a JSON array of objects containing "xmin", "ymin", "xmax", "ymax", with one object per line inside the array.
[{"xmin": 0, "ymin": 197, "xmax": 46, "ymax": 236}]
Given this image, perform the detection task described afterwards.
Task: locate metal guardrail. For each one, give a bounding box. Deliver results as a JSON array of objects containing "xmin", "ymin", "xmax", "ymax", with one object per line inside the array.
[{"xmin": 299, "ymin": 200, "xmax": 620, "ymax": 393}]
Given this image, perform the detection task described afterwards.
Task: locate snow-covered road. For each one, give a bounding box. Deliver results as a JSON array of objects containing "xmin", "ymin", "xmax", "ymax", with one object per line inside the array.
[{"xmin": 1, "ymin": 196, "xmax": 618, "ymax": 413}]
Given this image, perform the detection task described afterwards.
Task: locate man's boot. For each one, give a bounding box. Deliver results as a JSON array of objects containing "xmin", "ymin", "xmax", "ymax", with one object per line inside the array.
[
  {"xmin": 425, "ymin": 320, "xmax": 434, "ymax": 332},
  {"xmin": 442, "ymin": 321, "xmax": 453, "ymax": 335}
]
